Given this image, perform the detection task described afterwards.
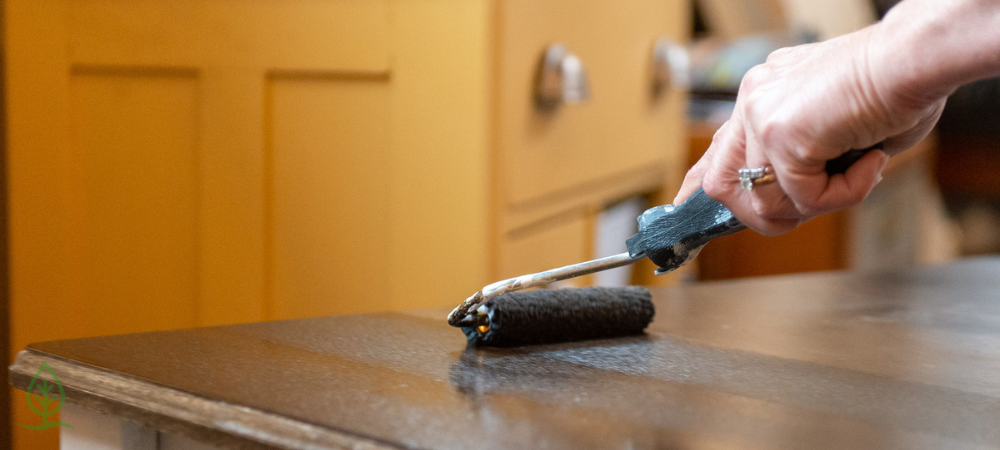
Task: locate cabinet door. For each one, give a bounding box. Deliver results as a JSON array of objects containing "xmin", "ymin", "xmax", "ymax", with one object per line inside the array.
[
  {"xmin": 496, "ymin": 0, "xmax": 688, "ymax": 207},
  {"xmin": 6, "ymin": 1, "xmax": 391, "ymax": 449},
  {"xmin": 8, "ymin": 1, "xmax": 491, "ymax": 447},
  {"xmin": 7, "ymin": 0, "xmax": 392, "ymax": 328}
]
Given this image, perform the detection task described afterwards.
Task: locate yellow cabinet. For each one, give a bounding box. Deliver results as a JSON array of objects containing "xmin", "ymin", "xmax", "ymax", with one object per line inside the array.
[{"xmin": 6, "ymin": 1, "xmax": 687, "ymax": 448}]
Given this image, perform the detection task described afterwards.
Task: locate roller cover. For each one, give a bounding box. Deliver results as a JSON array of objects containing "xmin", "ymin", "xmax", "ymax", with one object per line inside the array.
[{"xmin": 462, "ymin": 286, "xmax": 655, "ymax": 347}]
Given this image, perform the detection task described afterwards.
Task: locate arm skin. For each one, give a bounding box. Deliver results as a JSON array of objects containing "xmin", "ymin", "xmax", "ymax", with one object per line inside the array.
[{"xmin": 675, "ymin": 0, "xmax": 1000, "ymax": 236}]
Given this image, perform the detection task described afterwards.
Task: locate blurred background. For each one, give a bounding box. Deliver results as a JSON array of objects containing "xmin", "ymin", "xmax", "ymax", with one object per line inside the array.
[{"xmin": 1, "ymin": 0, "xmax": 997, "ymax": 448}]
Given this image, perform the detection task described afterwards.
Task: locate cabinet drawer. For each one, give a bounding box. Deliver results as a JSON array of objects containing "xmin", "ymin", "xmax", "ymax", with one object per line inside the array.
[{"xmin": 496, "ymin": 0, "xmax": 687, "ymax": 207}]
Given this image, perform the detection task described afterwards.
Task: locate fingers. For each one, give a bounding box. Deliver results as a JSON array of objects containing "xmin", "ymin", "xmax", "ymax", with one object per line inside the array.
[
  {"xmin": 673, "ymin": 151, "xmax": 712, "ymax": 205},
  {"xmin": 719, "ymin": 125, "xmax": 804, "ymax": 235},
  {"xmin": 674, "ymin": 121, "xmax": 729, "ymax": 204},
  {"xmin": 678, "ymin": 134, "xmax": 889, "ymax": 236},
  {"xmin": 777, "ymin": 148, "xmax": 889, "ymax": 217},
  {"xmin": 700, "ymin": 115, "xmax": 800, "ymax": 235},
  {"xmin": 679, "ymin": 114, "xmax": 891, "ymax": 236},
  {"xmin": 670, "ymin": 26, "xmax": 945, "ymax": 237},
  {"xmin": 683, "ymin": 113, "xmax": 806, "ymax": 235},
  {"xmin": 814, "ymin": 149, "xmax": 890, "ymax": 210}
]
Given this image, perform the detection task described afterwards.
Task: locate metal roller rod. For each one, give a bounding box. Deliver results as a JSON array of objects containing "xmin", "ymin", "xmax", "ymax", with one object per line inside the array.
[{"xmin": 448, "ymin": 252, "xmax": 641, "ymax": 326}]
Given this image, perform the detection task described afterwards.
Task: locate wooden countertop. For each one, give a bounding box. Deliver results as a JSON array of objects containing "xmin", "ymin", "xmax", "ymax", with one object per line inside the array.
[{"xmin": 11, "ymin": 257, "xmax": 1000, "ymax": 449}]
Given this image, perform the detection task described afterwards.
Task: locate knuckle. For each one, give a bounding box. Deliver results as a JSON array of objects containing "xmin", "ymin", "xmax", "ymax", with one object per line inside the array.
[
  {"xmin": 796, "ymin": 201, "xmax": 826, "ymax": 217},
  {"xmin": 710, "ymin": 125, "xmax": 727, "ymax": 145},
  {"xmin": 681, "ymin": 168, "xmax": 702, "ymax": 185},
  {"xmin": 710, "ymin": 133, "xmax": 727, "ymax": 151},
  {"xmin": 754, "ymin": 116, "xmax": 792, "ymax": 148},
  {"xmin": 797, "ymin": 146, "xmax": 824, "ymax": 163},
  {"xmin": 751, "ymin": 199, "xmax": 784, "ymax": 221},
  {"xmin": 739, "ymin": 65, "xmax": 767, "ymax": 92},
  {"xmin": 701, "ymin": 174, "xmax": 725, "ymax": 200},
  {"xmin": 752, "ymin": 218, "xmax": 799, "ymax": 237},
  {"xmin": 709, "ymin": 120, "xmax": 735, "ymax": 148},
  {"xmin": 757, "ymin": 224, "xmax": 787, "ymax": 237},
  {"xmin": 765, "ymin": 47, "xmax": 790, "ymax": 63}
]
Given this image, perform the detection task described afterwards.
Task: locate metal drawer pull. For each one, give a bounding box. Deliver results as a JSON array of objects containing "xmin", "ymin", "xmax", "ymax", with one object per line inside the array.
[
  {"xmin": 652, "ymin": 37, "xmax": 689, "ymax": 95},
  {"xmin": 534, "ymin": 43, "xmax": 590, "ymax": 109}
]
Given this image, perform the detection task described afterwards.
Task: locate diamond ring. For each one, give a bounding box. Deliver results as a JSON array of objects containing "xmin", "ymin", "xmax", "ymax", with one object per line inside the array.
[{"xmin": 738, "ymin": 166, "xmax": 776, "ymax": 191}]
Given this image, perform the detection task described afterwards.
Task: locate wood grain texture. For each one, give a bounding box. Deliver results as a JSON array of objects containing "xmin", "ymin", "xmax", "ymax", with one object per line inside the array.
[
  {"xmin": 10, "ymin": 351, "xmax": 394, "ymax": 450},
  {"xmin": 10, "ymin": 257, "xmax": 1000, "ymax": 449}
]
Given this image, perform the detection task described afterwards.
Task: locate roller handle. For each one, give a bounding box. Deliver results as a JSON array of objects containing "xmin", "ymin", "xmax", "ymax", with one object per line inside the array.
[
  {"xmin": 626, "ymin": 142, "xmax": 885, "ymax": 273},
  {"xmin": 825, "ymin": 142, "xmax": 884, "ymax": 175}
]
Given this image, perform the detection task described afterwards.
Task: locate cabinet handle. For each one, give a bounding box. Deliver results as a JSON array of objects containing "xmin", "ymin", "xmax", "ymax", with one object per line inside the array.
[
  {"xmin": 651, "ymin": 37, "xmax": 690, "ymax": 95},
  {"xmin": 534, "ymin": 43, "xmax": 590, "ymax": 110}
]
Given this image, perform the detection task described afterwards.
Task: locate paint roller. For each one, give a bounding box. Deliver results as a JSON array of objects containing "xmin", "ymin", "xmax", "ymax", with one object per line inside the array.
[{"xmin": 448, "ymin": 145, "xmax": 883, "ymax": 346}]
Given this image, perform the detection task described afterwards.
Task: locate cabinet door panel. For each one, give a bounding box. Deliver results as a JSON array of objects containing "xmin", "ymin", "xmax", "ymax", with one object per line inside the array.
[
  {"xmin": 64, "ymin": 71, "xmax": 201, "ymax": 335},
  {"xmin": 267, "ymin": 76, "xmax": 391, "ymax": 320}
]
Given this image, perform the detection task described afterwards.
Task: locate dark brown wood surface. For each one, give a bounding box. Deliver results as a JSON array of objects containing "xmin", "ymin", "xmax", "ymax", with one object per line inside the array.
[{"xmin": 10, "ymin": 257, "xmax": 1000, "ymax": 449}]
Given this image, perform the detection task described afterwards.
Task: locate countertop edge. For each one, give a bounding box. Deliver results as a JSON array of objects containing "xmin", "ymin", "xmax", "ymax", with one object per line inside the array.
[{"xmin": 9, "ymin": 349, "xmax": 402, "ymax": 450}]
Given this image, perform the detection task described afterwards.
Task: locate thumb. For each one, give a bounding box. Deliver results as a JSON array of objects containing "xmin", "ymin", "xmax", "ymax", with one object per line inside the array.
[{"xmin": 813, "ymin": 149, "xmax": 890, "ymax": 213}]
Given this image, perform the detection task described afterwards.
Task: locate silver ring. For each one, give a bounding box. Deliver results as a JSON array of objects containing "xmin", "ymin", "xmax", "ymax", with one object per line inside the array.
[{"xmin": 739, "ymin": 166, "xmax": 776, "ymax": 191}]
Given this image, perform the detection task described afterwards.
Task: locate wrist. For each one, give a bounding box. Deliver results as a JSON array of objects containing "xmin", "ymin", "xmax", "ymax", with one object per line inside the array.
[
  {"xmin": 870, "ymin": 0, "xmax": 1000, "ymax": 107},
  {"xmin": 866, "ymin": 10, "xmax": 951, "ymax": 109}
]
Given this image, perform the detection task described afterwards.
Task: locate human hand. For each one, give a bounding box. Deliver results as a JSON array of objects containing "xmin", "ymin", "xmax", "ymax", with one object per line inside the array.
[{"xmin": 674, "ymin": 25, "xmax": 946, "ymax": 235}]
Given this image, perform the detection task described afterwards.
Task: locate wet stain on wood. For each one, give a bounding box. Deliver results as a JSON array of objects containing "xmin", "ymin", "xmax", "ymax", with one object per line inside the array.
[{"xmin": 10, "ymin": 257, "xmax": 1000, "ymax": 449}]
